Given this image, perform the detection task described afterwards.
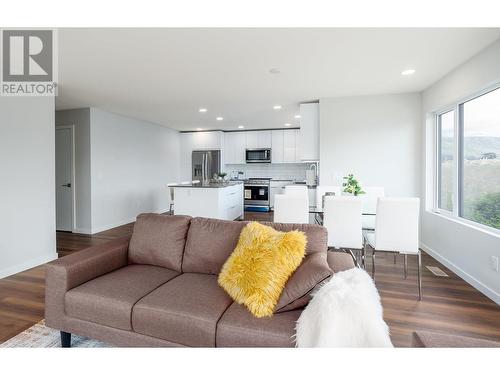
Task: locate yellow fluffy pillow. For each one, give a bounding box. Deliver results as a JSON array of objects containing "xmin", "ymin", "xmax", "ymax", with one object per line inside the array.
[{"xmin": 218, "ymin": 221, "xmax": 307, "ymax": 318}]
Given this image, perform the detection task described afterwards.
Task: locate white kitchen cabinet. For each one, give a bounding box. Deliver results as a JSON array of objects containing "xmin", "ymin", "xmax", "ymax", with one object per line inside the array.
[
  {"xmin": 273, "ymin": 129, "xmax": 300, "ymax": 164},
  {"xmin": 308, "ymin": 188, "xmax": 316, "ymax": 209},
  {"xmin": 271, "ymin": 130, "xmax": 284, "ymax": 163},
  {"xmin": 224, "ymin": 132, "xmax": 246, "ymax": 164},
  {"xmin": 174, "ymin": 183, "xmax": 244, "ymax": 220},
  {"xmin": 246, "ymin": 130, "xmax": 272, "ymax": 149},
  {"xmin": 185, "ymin": 131, "xmax": 223, "ymax": 150},
  {"xmin": 299, "ymin": 103, "xmax": 319, "ymax": 161},
  {"xmin": 283, "ymin": 129, "xmax": 297, "ymax": 163},
  {"xmin": 294, "ymin": 129, "xmax": 301, "ymax": 162}
]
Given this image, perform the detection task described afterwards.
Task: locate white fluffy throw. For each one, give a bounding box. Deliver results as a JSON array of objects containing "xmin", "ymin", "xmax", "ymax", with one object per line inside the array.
[{"xmin": 295, "ymin": 267, "xmax": 393, "ymax": 347}]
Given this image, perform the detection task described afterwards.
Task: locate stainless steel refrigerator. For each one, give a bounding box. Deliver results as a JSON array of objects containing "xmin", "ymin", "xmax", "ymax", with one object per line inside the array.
[{"xmin": 192, "ymin": 150, "xmax": 221, "ymax": 183}]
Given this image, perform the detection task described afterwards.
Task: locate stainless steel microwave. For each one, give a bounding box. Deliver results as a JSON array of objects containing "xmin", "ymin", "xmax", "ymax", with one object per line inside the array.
[{"xmin": 246, "ymin": 148, "xmax": 271, "ymax": 163}]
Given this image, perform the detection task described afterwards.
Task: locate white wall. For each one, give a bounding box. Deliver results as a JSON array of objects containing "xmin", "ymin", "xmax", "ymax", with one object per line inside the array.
[
  {"xmin": 55, "ymin": 109, "xmax": 92, "ymax": 233},
  {"xmin": 319, "ymin": 93, "xmax": 422, "ymax": 197},
  {"xmin": 0, "ymin": 97, "xmax": 57, "ymax": 278},
  {"xmin": 421, "ymin": 39, "xmax": 500, "ymax": 304},
  {"xmin": 89, "ymin": 108, "xmax": 180, "ymax": 233}
]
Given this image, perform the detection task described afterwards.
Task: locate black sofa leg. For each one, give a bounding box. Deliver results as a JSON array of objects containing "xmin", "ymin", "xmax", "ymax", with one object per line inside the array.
[{"xmin": 61, "ymin": 331, "xmax": 71, "ymax": 348}]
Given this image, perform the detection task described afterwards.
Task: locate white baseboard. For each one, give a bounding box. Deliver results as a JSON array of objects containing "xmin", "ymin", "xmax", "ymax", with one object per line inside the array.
[
  {"xmin": 90, "ymin": 217, "xmax": 137, "ymax": 234},
  {"xmin": 0, "ymin": 253, "xmax": 58, "ymax": 279},
  {"xmin": 421, "ymin": 242, "xmax": 500, "ymax": 305},
  {"xmin": 90, "ymin": 209, "xmax": 169, "ymax": 234},
  {"xmin": 73, "ymin": 227, "xmax": 92, "ymax": 234}
]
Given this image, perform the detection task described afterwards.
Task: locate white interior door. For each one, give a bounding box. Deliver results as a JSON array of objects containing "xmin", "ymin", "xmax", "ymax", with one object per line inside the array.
[{"xmin": 55, "ymin": 126, "xmax": 74, "ymax": 231}]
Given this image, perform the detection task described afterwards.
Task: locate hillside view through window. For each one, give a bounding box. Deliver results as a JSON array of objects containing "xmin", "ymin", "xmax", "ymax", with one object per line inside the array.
[{"xmin": 437, "ymin": 87, "xmax": 500, "ymax": 230}]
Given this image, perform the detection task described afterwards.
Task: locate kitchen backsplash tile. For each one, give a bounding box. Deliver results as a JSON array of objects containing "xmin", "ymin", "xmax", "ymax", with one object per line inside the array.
[{"xmin": 226, "ymin": 163, "xmax": 316, "ymax": 181}]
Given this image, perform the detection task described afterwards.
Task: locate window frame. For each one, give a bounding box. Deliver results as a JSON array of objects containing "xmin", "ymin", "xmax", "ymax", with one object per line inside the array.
[{"xmin": 433, "ymin": 83, "xmax": 500, "ymax": 236}]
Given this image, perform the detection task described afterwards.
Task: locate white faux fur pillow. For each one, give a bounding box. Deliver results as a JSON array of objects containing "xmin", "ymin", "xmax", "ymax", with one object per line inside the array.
[{"xmin": 295, "ymin": 267, "xmax": 393, "ymax": 347}]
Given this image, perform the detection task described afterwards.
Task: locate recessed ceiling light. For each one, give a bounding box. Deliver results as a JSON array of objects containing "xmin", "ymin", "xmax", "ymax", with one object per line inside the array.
[
  {"xmin": 294, "ymin": 115, "xmax": 301, "ymax": 119},
  {"xmin": 238, "ymin": 125, "xmax": 244, "ymax": 129},
  {"xmin": 269, "ymin": 68, "xmax": 280, "ymax": 74},
  {"xmin": 284, "ymin": 123, "xmax": 291, "ymax": 127},
  {"xmin": 216, "ymin": 117, "xmax": 223, "ymax": 121},
  {"xmin": 199, "ymin": 108, "xmax": 207, "ymax": 113},
  {"xmin": 401, "ymin": 69, "xmax": 416, "ymax": 76},
  {"xmin": 273, "ymin": 105, "xmax": 282, "ymax": 110}
]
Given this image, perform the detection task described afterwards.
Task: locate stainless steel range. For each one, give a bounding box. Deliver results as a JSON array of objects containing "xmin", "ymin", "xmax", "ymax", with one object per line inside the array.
[{"xmin": 243, "ymin": 178, "xmax": 271, "ymax": 212}]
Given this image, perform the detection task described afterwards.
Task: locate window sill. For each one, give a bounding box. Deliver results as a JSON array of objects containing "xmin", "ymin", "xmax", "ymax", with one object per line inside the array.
[{"xmin": 426, "ymin": 209, "xmax": 500, "ymax": 239}]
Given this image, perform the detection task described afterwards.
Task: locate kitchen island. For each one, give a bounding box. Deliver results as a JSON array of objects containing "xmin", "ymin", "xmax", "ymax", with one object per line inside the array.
[{"xmin": 172, "ymin": 181, "xmax": 244, "ymax": 220}]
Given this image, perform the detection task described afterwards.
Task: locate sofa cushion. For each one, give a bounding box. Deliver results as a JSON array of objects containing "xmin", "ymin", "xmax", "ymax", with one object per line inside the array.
[
  {"xmin": 132, "ymin": 273, "xmax": 233, "ymax": 347},
  {"xmin": 275, "ymin": 252, "xmax": 332, "ymax": 312},
  {"xmin": 182, "ymin": 217, "xmax": 247, "ymax": 274},
  {"xmin": 182, "ymin": 218, "xmax": 328, "ymax": 274},
  {"xmin": 65, "ymin": 265, "xmax": 179, "ymax": 331},
  {"xmin": 182, "ymin": 218, "xmax": 331, "ymax": 312},
  {"xmin": 129, "ymin": 213, "xmax": 191, "ymax": 272},
  {"xmin": 265, "ymin": 222, "xmax": 328, "ymax": 255},
  {"xmin": 218, "ymin": 222, "xmax": 307, "ymax": 318},
  {"xmin": 216, "ymin": 302, "xmax": 302, "ymax": 347}
]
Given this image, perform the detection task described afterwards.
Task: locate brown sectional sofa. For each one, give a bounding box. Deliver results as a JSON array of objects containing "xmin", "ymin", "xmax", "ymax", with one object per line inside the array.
[{"xmin": 45, "ymin": 214, "xmax": 355, "ymax": 347}]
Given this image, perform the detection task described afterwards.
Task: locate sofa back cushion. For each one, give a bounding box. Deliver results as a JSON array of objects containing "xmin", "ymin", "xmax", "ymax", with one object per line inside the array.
[
  {"xmin": 182, "ymin": 217, "xmax": 247, "ymax": 274},
  {"xmin": 129, "ymin": 213, "xmax": 191, "ymax": 272},
  {"xmin": 182, "ymin": 218, "xmax": 332, "ymax": 312}
]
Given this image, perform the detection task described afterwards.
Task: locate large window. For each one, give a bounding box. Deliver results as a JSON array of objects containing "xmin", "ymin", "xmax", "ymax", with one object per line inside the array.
[
  {"xmin": 436, "ymin": 86, "xmax": 500, "ymax": 231},
  {"xmin": 437, "ymin": 110, "xmax": 455, "ymax": 211}
]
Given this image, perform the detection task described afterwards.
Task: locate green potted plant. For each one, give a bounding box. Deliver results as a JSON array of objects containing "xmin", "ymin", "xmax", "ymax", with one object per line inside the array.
[{"xmin": 342, "ymin": 174, "xmax": 365, "ymax": 196}]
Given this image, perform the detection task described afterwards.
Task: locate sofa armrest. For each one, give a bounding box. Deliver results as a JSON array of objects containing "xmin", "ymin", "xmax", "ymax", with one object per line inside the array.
[
  {"xmin": 327, "ymin": 251, "xmax": 355, "ymax": 273},
  {"xmin": 45, "ymin": 236, "xmax": 130, "ymax": 329}
]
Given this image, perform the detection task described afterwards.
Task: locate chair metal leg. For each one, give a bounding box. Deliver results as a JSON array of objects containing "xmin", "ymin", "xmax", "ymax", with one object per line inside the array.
[
  {"xmin": 169, "ymin": 203, "xmax": 174, "ymax": 215},
  {"xmin": 417, "ymin": 250, "xmax": 422, "ymax": 300},
  {"xmin": 361, "ymin": 247, "xmax": 366, "ymax": 269},
  {"xmin": 372, "ymin": 250, "xmax": 376, "ymax": 278},
  {"xmin": 346, "ymin": 249, "xmax": 360, "ymax": 268},
  {"xmin": 404, "ymin": 254, "xmax": 408, "ymax": 279}
]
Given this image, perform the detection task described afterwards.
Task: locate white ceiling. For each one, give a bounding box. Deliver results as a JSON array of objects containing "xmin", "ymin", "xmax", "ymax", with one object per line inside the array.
[{"xmin": 56, "ymin": 28, "xmax": 500, "ymax": 131}]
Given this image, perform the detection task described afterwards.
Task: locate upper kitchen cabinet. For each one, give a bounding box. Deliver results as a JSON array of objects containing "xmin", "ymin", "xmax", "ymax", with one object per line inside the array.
[
  {"xmin": 271, "ymin": 130, "xmax": 284, "ymax": 163},
  {"xmin": 283, "ymin": 128, "xmax": 300, "ymax": 163},
  {"xmin": 245, "ymin": 130, "xmax": 272, "ymax": 149},
  {"xmin": 224, "ymin": 131, "xmax": 246, "ymax": 164},
  {"xmin": 299, "ymin": 102, "xmax": 319, "ymax": 161},
  {"xmin": 182, "ymin": 131, "xmax": 224, "ymax": 150},
  {"xmin": 273, "ymin": 129, "xmax": 301, "ymax": 163}
]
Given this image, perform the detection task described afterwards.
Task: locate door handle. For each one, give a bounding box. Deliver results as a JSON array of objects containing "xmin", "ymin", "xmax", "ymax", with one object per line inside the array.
[{"xmin": 62, "ymin": 183, "xmax": 71, "ymax": 187}]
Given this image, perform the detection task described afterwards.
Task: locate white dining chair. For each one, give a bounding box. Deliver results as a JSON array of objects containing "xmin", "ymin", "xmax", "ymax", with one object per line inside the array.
[
  {"xmin": 316, "ymin": 185, "xmax": 342, "ymax": 209},
  {"xmin": 361, "ymin": 187, "xmax": 385, "ymax": 230},
  {"xmin": 167, "ymin": 183, "xmax": 176, "ymax": 214},
  {"xmin": 273, "ymin": 194, "xmax": 309, "ymax": 224},
  {"xmin": 284, "ymin": 185, "xmax": 309, "ymax": 207},
  {"xmin": 364, "ymin": 197, "xmax": 422, "ymax": 299},
  {"xmin": 323, "ymin": 196, "xmax": 363, "ymax": 266}
]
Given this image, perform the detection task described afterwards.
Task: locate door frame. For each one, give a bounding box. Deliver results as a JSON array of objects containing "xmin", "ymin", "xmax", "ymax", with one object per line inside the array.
[{"xmin": 55, "ymin": 124, "xmax": 76, "ymax": 232}]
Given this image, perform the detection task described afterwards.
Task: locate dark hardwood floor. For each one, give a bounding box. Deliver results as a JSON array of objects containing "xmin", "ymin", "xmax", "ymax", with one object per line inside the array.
[{"xmin": 1, "ymin": 212, "xmax": 499, "ymax": 346}]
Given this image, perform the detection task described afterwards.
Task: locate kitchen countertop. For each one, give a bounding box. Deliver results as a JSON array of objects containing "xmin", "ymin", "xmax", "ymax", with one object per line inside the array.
[{"xmin": 170, "ymin": 181, "xmax": 243, "ymax": 188}]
